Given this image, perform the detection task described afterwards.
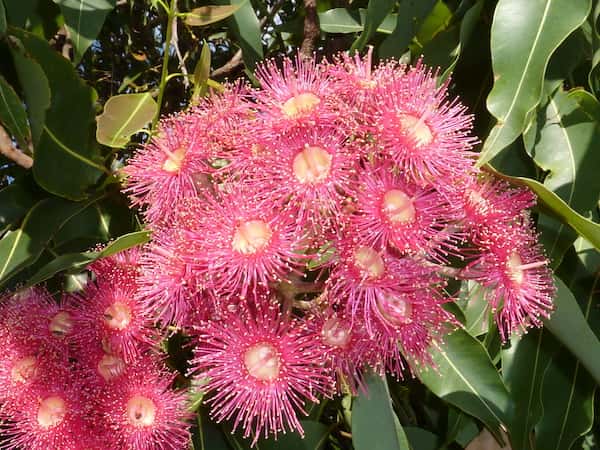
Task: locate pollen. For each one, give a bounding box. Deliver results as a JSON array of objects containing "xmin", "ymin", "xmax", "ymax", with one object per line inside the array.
[
  {"xmin": 292, "ymin": 145, "xmax": 333, "ymax": 184},
  {"xmin": 281, "ymin": 92, "xmax": 321, "ymax": 117},
  {"xmin": 37, "ymin": 396, "xmax": 67, "ymax": 429},
  {"xmin": 353, "ymin": 246, "xmax": 385, "ymax": 279},
  {"xmin": 103, "ymin": 301, "xmax": 133, "ymax": 331},
  {"xmin": 381, "ymin": 189, "xmax": 416, "ymax": 223},
  {"xmin": 243, "ymin": 342, "xmax": 281, "ymax": 382},
  {"xmin": 398, "ymin": 114, "xmax": 433, "ymax": 147},
  {"xmin": 126, "ymin": 395, "xmax": 157, "ymax": 427},
  {"xmin": 232, "ymin": 220, "xmax": 272, "ymax": 255},
  {"xmin": 161, "ymin": 148, "xmax": 186, "ymax": 173}
]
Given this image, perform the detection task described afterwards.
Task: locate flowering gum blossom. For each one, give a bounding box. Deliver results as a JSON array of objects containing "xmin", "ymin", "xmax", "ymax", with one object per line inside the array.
[
  {"xmin": 103, "ymin": 302, "xmax": 133, "ymax": 330},
  {"xmin": 49, "ymin": 311, "xmax": 73, "ymax": 337},
  {"xmin": 37, "ymin": 396, "xmax": 67, "ymax": 429},
  {"xmin": 292, "ymin": 146, "xmax": 332, "ymax": 184},
  {"xmin": 506, "ymin": 252, "xmax": 524, "ymax": 286},
  {"xmin": 281, "ymin": 93, "xmax": 321, "ymax": 117},
  {"xmin": 353, "ymin": 246, "xmax": 385, "ymax": 279},
  {"xmin": 243, "ymin": 342, "xmax": 281, "ymax": 382},
  {"xmin": 127, "ymin": 395, "xmax": 157, "ymax": 427},
  {"xmin": 382, "ymin": 189, "xmax": 415, "ymax": 223},
  {"xmin": 232, "ymin": 220, "xmax": 272, "ymax": 255},
  {"xmin": 322, "ymin": 318, "xmax": 351, "ymax": 348},
  {"xmin": 376, "ymin": 293, "xmax": 413, "ymax": 326},
  {"xmin": 97, "ymin": 354, "xmax": 126, "ymax": 381},
  {"xmin": 162, "ymin": 148, "xmax": 186, "ymax": 173},
  {"xmin": 11, "ymin": 356, "xmax": 37, "ymax": 383},
  {"xmin": 398, "ymin": 114, "xmax": 433, "ymax": 147}
]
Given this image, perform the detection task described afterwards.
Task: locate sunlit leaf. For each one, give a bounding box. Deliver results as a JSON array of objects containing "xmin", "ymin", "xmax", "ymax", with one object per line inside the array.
[
  {"xmin": 350, "ymin": 0, "xmax": 396, "ymax": 52},
  {"xmin": 184, "ymin": 4, "xmax": 241, "ymax": 26},
  {"xmin": 318, "ymin": 8, "xmax": 396, "ymax": 34},
  {"xmin": 192, "ymin": 42, "xmax": 211, "ymax": 103}
]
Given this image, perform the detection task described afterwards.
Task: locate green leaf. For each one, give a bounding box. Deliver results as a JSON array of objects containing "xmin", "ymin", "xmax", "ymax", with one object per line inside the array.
[
  {"xmin": 544, "ymin": 276, "xmax": 600, "ymax": 386},
  {"xmin": 10, "ymin": 43, "xmax": 51, "ymax": 146},
  {"xmin": 417, "ymin": 329, "xmax": 512, "ymax": 442},
  {"xmin": 404, "ymin": 427, "xmax": 440, "ymax": 450},
  {"xmin": 0, "ymin": 197, "xmax": 92, "ymax": 287},
  {"xmin": 379, "ymin": 0, "xmax": 437, "ymax": 58},
  {"xmin": 0, "ymin": 0, "xmax": 6, "ymax": 35},
  {"xmin": 501, "ymin": 329, "xmax": 553, "ymax": 450},
  {"xmin": 458, "ymin": 280, "xmax": 491, "ymax": 337},
  {"xmin": 0, "ymin": 183, "xmax": 36, "ymax": 234},
  {"xmin": 478, "ymin": 0, "xmax": 591, "ymax": 165},
  {"xmin": 260, "ymin": 421, "xmax": 330, "ymax": 450},
  {"xmin": 227, "ymin": 0, "xmax": 262, "ymax": 72},
  {"xmin": 352, "ymin": 372, "xmax": 410, "ymax": 450},
  {"xmin": 184, "ymin": 4, "xmax": 241, "ymax": 26},
  {"xmin": 526, "ymin": 86, "xmax": 600, "ymax": 265},
  {"xmin": 413, "ymin": 0, "xmax": 452, "ymax": 48},
  {"xmin": 446, "ymin": 407, "xmax": 479, "ymax": 447},
  {"xmin": 484, "ymin": 165, "xmax": 600, "ymax": 252},
  {"xmin": 192, "ymin": 408, "xmax": 230, "ymax": 450},
  {"xmin": 12, "ymin": 29, "xmax": 106, "ymax": 200},
  {"xmin": 53, "ymin": 0, "xmax": 115, "ymax": 63},
  {"xmin": 23, "ymin": 230, "xmax": 150, "ymax": 287},
  {"xmin": 589, "ymin": 0, "xmax": 600, "ymax": 96},
  {"xmin": 192, "ymin": 42, "xmax": 211, "ymax": 103},
  {"xmin": 96, "ymin": 93, "xmax": 157, "ymax": 148},
  {"xmin": 318, "ymin": 8, "xmax": 396, "ymax": 34},
  {"xmin": 350, "ymin": 0, "xmax": 396, "ymax": 52},
  {"xmin": 0, "ymin": 75, "xmax": 30, "ymax": 151}
]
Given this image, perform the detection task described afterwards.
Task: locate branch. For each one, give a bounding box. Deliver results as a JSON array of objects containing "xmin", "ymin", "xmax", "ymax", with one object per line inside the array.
[
  {"xmin": 0, "ymin": 125, "xmax": 33, "ymax": 169},
  {"xmin": 300, "ymin": 0, "xmax": 319, "ymax": 58}
]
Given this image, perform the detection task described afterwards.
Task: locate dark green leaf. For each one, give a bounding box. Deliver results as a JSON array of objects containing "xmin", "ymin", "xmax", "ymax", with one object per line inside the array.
[
  {"xmin": 0, "ymin": 0, "xmax": 6, "ymax": 34},
  {"xmin": 12, "ymin": 29, "xmax": 105, "ymax": 200},
  {"xmin": 352, "ymin": 372, "xmax": 410, "ymax": 450},
  {"xmin": 446, "ymin": 408, "xmax": 479, "ymax": 447},
  {"xmin": 404, "ymin": 427, "xmax": 440, "ymax": 450},
  {"xmin": 379, "ymin": 0, "xmax": 437, "ymax": 58},
  {"xmin": 479, "ymin": 0, "xmax": 591, "ymax": 165},
  {"xmin": 417, "ymin": 329, "xmax": 512, "ymax": 442},
  {"xmin": 96, "ymin": 93, "xmax": 157, "ymax": 148},
  {"xmin": 318, "ymin": 8, "xmax": 396, "ymax": 34},
  {"xmin": 350, "ymin": 0, "xmax": 396, "ymax": 52},
  {"xmin": 544, "ymin": 276, "xmax": 600, "ymax": 386},
  {"xmin": 23, "ymin": 230, "xmax": 150, "ymax": 287},
  {"xmin": 227, "ymin": 0, "xmax": 262, "ymax": 71},
  {"xmin": 0, "ymin": 183, "xmax": 36, "ymax": 234},
  {"xmin": 501, "ymin": 329, "xmax": 553, "ymax": 450},
  {"xmin": 10, "ymin": 43, "xmax": 51, "ymax": 146},
  {"xmin": 484, "ymin": 165, "xmax": 600, "ymax": 251},
  {"xmin": 260, "ymin": 421, "xmax": 330, "ymax": 450},
  {"xmin": 184, "ymin": 4, "xmax": 241, "ymax": 26},
  {"xmin": 0, "ymin": 197, "xmax": 91, "ymax": 286},
  {"xmin": 53, "ymin": 0, "xmax": 115, "ymax": 63},
  {"xmin": 458, "ymin": 280, "xmax": 491, "ymax": 337},
  {"xmin": 589, "ymin": 0, "xmax": 600, "ymax": 96},
  {"xmin": 0, "ymin": 75, "xmax": 30, "ymax": 151},
  {"xmin": 192, "ymin": 407, "xmax": 231, "ymax": 450}
]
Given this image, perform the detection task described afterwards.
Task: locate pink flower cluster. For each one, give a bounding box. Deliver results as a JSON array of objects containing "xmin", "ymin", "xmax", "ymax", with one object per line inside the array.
[
  {"xmin": 0, "ymin": 254, "xmax": 190, "ymax": 450},
  {"xmin": 0, "ymin": 51, "xmax": 556, "ymax": 448}
]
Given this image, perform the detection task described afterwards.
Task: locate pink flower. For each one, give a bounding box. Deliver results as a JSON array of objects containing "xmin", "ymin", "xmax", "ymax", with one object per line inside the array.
[
  {"xmin": 69, "ymin": 276, "xmax": 155, "ymax": 362},
  {"xmin": 464, "ymin": 221, "xmax": 555, "ymax": 341},
  {"xmin": 190, "ymin": 303, "xmax": 333, "ymax": 445},
  {"xmin": 97, "ymin": 360, "xmax": 191, "ymax": 450},
  {"xmin": 349, "ymin": 161, "xmax": 462, "ymax": 260},
  {"xmin": 185, "ymin": 184, "xmax": 310, "ymax": 299},
  {"xmin": 89, "ymin": 246, "xmax": 143, "ymax": 284},
  {"xmin": 372, "ymin": 61, "xmax": 477, "ymax": 186},
  {"xmin": 123, "ymin": 110, "xmax": 212, "ymax": 225}
]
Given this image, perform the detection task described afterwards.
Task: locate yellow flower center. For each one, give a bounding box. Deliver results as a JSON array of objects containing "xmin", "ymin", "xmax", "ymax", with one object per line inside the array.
[
  {"xmin": 162, "ymin": 147, "xmax": 186, "ymax": 173},
  {"xmin": 281, "ymin": 93, "xmax": 321, "ymax": 117},
  {"xmin": 231, "ymin": 220, "xmax": 272, "ymax": 255},
  {"xmin": 381, "ymin": 189, "xmax": 415, "ymax": 223},
  {"xmin": 243, "ymin": 342, "xmax": 281, "ymax": 382},
  {"xmin": 103, "ymin": 301, "xmax": 132, "ymax": 331},
  {"xmin": 292, "ymin": 146, "xmax": 333, "ymax": 184},
  {"xmin": 37, "ymin": 396, "xmax": 67, "ymax": 429},
  {"xmin": 398, "ymin": 114, "xmax": 433, "ymax": 147},
  {"xmin": 11, "ymin": 356, "xmax": 37, "ymax": 383},
  {"xmin": 127, "ymin": 395, "xmax": 157, "ymax": 427},
  {"xmin": 353, "ymin": 246, "xmax": 385, "ymax": 279},
  {"xmin": 49, "ymin": 312, "xmax": 73, "ymax": 338}
]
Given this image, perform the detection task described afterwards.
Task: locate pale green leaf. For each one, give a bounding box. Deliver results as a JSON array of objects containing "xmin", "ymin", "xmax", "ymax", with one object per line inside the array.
[
  {"xmin": 318, "ymin": 8, "xmax": 396, "ymax": 34},
  {"xmin": 350, "ymin": 0, "xmax": 396, "ymax": 52},
  {"xmin": 184, "ymin": 4, "xmax": 241, "ymax": 26}
]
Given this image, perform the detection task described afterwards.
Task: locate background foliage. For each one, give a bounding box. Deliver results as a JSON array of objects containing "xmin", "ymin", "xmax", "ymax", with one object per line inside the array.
[{"xmin": 0, "ymin": 0, "xmax": 599, "ymax": 448}]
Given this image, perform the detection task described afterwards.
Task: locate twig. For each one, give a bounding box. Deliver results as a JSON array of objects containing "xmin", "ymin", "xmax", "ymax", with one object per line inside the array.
[
  {"xmin": 170, "ymin": 1, "xmax": 190, "ymax": 88},
  {"xmin": 0, "ymin": 125, "xmax": 33, "ymax": 169},
  {"xmin": 300, "ymin": 0, "xmax": 319, "ymax": 58},
  {"xmin": 153, "ymin": 0, "xmax": 177, "ymax": 129}
]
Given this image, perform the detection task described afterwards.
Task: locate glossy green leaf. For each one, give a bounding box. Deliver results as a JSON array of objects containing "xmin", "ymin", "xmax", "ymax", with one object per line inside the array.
[
  {"xmin": 404, "ymin": 427, "xmax": 440, "ymax": 450},
  {"xmin": 0, "ymin": 197, "xmax": 91, "ymax": 287},
  {"xmin": 23, "ymin": 230, "xmax": 150, "ymax": 287},
  {"xmin": 0, "ymin": 183, "xmax": 36, "ymax": 234},
  {"xmin": 0, "ymin": 75, "xmax": 30, "ymax": 151},
  {"xmin": 96, "ymin": 93, "xmax": 157, "ymax": 148},
  {"xmin": 318, "ymin": 8, "xmax": 396, "ymax": 34},
  {"xmin": 484, "ymin": 165, "xmax": 600, "ymax": 251},
  {"xmin": 12, "ymin": 29, "xmax": 105, "ymax": 200},
  {"xmin": 260, "ymin": 421, "xmax": 330, "ymax": 450},
  {"xmin": 352, "ymin": 373, "xmax": 410, "ymax": 450},
  {"xmin": 0, "ymin": 0, "xmax": 6, "ymax": 34},
  {"xmin": 524, "ymin": 87, "xmax": 600, "ymax": 264},
  {"xmin": 413, "ymin": 0, "xmax": 452, "ymax": 48},
  {"xmin": 10, "ymin": 44, "xmax": 51, "ymax": 147},
  {"xmin": 458, "ymin": 280, "xmax": 491, "ymax": 337},
  {"xmin": 589, "ymin": 0, "xmax": 600, "ymax": 96},
  {"xmin": 53, "ymin": 0, "xmax": 115, "ymax": 63},
  {"xmin": 417, "ymin": 329, "xmax": 512, "ymax": 442},
  {"xmin": 379, "ymin": 0, "xmax": 437, "ymax": 58},
  {"xmin": 184, "ymin": 4, "xmax": 241, "ymax": 26},
  {"xmin": 446, "ymin": 408, "xmax": 479, "ymax": 447},
  {"xmin": 227, "ymin": 0, "xmax": 262, "ymax": 71},
  {"xmin": 544, "ymin": 276, "xmax": 600, "ymax": 386},
  {"xmin": 501, "ymin": 329, "xmax": 553, "ymax": 450},
  {"xmin": 192, "ymin": 42, "xmax": 211, "ymax": 103},
  {"xmin": 478, "ymin": 0, "xmax": 591, "ymax": 165},
  {"xmin": 350, "ymin": 0, "xmax": 396, "ymax": 52}
]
